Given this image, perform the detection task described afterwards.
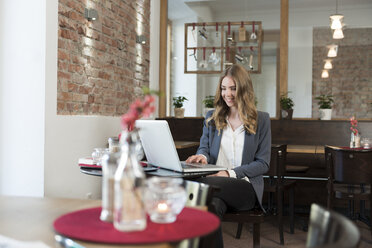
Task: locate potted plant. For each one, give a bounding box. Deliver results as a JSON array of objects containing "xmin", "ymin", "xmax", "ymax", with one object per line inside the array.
[
  {"xmin": 315, "ymin": 94, "xmax": 334, "ymax": 120},
  {"xmin": 279, "ymin": 93, "xmax": 294, "ymax": 120},
  {"xmin": 202, "ymin": 95, "xmax": 214, "ymax": 117},
  {"xmin": 172, "ymin": 96, "xmax": 188, "ymax": 118}
]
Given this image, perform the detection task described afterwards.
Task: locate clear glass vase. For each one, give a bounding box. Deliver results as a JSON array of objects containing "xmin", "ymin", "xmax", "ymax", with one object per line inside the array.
[
  {"xmin": 350, "ymin": 132, "xmax": 361, "ymax": 148},
  {"xmin": 114, "ymin": 130, "xmax": 146, "ymax": 232}
]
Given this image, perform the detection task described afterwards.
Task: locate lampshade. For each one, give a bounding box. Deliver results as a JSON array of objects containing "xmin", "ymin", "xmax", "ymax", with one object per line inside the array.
[
  {"xmin": 333, "ymin": 28, "xmax": 344, "ymax": 39},
  {"xmin": 321, "ymin": 70, "xmax": 329, "ymax": 78},
  {"xmin": 324, "ymin": 60, "xmax": 333, "ymax": 69},
  {"xmin": 327, "ymin": 45, "xmax": 338, "ymax": 57},
  {"xmin": 330, "ymin": 14, "xmax": 343, "ymax": 29}
]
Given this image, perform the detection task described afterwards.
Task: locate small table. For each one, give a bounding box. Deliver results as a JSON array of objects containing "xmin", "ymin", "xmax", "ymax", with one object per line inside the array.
[
  {"xmin": 80, "ymin": 166, "xmax": 215, "ymax": 179},
  {"xmin": 0, "ymin": 196, "xmax": 217, "ymax": 248}
]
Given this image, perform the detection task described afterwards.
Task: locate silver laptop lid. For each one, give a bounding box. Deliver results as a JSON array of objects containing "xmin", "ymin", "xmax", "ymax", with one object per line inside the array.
[{"xmin": 136, "ymin": 120, "xmax": 183, "ymax": 172}]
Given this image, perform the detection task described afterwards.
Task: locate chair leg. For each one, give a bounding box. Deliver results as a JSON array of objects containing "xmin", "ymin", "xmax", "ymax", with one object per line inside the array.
[
  {"xmin": 289, "ymin": 187, "xmax": 295, "ymax": 234},
  {"xmin": 253, "ymin": 222, "xmax": 260, "ymax": 248},
  {"xmin": 235, "ymin": 223, "xmax": 243, "ymax": 239},
  {"xmin": 278, "ymin": 189, "xmax": 284, "ymax": 245}
]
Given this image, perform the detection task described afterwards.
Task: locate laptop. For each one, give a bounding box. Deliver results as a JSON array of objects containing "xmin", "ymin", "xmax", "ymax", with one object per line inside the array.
[{"xmin": 135, "ymin": 120, "xmax": 227, "ymax": 173}]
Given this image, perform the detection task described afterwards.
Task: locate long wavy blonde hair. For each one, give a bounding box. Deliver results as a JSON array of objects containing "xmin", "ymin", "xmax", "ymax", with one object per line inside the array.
[{"xmin": 207, "ymin": 64, "xmax": 258, "ymax": 134}]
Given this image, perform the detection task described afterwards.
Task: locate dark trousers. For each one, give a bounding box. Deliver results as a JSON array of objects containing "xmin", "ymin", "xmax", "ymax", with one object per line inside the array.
[{"xmin": 194, "ymin": 177, "xmax": 257, "ymax": 248}]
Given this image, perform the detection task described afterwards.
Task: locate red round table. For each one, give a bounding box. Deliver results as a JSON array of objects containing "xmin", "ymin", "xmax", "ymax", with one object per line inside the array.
[{"xmin": 54, "ymin": 207, "xmax": 219, "ymax": 244}]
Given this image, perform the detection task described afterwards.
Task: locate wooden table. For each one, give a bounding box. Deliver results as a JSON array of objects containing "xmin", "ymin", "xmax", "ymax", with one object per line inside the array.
[
  {"xmin": 174, "ymin": 141, "xmax": 199, "ymax": 149},
  {"xmin": 0, "ymin": 196, "xmax": 174, "ymax": 248},
  {"xmin": 287, "ymin": 145, "xmax": 324, "ymax": 154}
]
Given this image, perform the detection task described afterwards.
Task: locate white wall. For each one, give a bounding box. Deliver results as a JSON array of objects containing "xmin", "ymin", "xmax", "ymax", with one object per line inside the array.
[
  {"xmin": 0, "ymin": 0, "xmax": 161, "ymax": 199},
  {"xmin": 169, "ymin": 2, "xmax": 372, "ymax": 118},
  {"xmin": 171, "ymin": 17, "xmax": 197, "ymax": 117},
  {"xmin": 43, "ymin": 0, "xmax": 161, "ymax": 199},
  {"xmin": 150, "ymin": 0, "xmax": 160, "ymax": 116},
  {"xmin": 0, "ymin": 0, "xmax": 45, "ymax": 196}
]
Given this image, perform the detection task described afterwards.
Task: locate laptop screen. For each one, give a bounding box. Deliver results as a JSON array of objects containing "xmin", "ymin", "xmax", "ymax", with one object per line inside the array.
[{"xmin": 135, "ymin": 120, "xmax": 183, "ymax": 172}]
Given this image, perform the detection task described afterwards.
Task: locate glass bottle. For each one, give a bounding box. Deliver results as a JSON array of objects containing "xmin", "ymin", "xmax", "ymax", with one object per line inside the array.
[
  {"xmin": 100, "ymin": 150, "xmax": 119, "ymax": 222},
  {"xmin": 114, "ymin": 130, "xmax": 146, "ymax": 231}
]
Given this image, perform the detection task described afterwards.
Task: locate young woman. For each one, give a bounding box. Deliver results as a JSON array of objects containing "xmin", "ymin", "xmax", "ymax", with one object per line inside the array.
[{"xmin": 186, "ymin": 64, "xmax": 271, "ymax": 248}]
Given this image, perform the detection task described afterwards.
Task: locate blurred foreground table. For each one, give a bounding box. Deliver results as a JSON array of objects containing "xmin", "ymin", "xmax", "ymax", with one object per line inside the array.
[{"xmin": 0, "ymin": 196, "xmax": 175, "ymax": 248}]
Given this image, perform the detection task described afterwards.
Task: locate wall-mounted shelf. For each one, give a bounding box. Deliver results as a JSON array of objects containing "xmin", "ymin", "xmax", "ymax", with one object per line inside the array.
[{"xmin": 184, "ymin": 21, "xmax": 262, "ymax": 74}]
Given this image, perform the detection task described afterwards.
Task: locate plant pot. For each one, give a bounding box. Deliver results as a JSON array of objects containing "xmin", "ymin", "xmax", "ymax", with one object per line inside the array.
[
  {"xmin": 174, "ymin": 108, "xmax": 185, "ymax": 118},
  {"xmin": 319, "ymin": 109, "xmax": 332, "ymax": 120},
  {"xmin": 203, "ymin": 107, "xmax": 214, "ymax": 117},
  {"xmin": 280, "ymin": 109, "xmax": 293, "ymax": 120}
]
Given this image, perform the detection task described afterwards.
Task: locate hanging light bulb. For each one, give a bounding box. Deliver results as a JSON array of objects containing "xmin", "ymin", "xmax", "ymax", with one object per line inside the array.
[
  {"xmin": 333, "ymin": 28, "xmax": 344, "ymax": 39},
  {"xmin": 321, "ymin": 70, "xmax": 329, "ymax": 78},
  {"xmin": 329, "ymin": 0, "xmax": 344, "ymax": 29},
  {"xmin": 330, "ymin": 14, "xmax": 343, "ymax": 29},
  {"xmin": 324, "ymin": 60, "xmax": 333, "ymax": 69},
  {"xmin": 327, "ymin": 45, "xmax": 338, "ymax": 57}
]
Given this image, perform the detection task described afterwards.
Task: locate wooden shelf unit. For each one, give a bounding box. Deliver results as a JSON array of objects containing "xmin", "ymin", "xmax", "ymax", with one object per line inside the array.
[{"xmin": 184, "ymin": 21, "xmax": 262, "ymax": 74}]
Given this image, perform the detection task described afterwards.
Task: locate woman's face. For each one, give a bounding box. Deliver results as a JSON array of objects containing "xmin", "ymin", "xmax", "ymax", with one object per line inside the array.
[{"xmin": 221, "ymin": 76, "xmax": 236, "ymax": 108}]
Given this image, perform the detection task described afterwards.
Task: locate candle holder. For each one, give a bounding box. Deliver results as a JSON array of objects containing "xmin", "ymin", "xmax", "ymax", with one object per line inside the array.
[
  {"xmin": 361, "ymin": 138, "xmax": 371, "ymax": 149},
  {"xmin": 144, "ymin": 177, "xmax": 187, "ymax": 223}
]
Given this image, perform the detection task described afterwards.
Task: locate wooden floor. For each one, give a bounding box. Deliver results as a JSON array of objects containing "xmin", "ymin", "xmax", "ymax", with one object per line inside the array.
[{"xmin": 222, "ymin": 216, "xmax": 372, "ymax": 248}]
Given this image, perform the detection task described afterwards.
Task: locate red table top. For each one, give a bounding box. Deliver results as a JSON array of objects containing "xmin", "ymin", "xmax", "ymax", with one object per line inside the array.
[{"xmin": 54, "ymin": 207, "xmax": 219, "ymax": 244}]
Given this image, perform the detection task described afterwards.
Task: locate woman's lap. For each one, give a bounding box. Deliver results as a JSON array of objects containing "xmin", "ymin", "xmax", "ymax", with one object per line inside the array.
[{"xmin": 194, "ymin": 176, "xmax": 256, "ymax": 211}]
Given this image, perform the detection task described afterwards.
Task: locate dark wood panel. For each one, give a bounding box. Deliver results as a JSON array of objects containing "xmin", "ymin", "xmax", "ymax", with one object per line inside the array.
[
  {"xmin": 157, "ymin": 117, "xmax": 204, "ymax": 142},
  {"xmin": 271, "ymin": 119, "xmax": 372, "ymax": 146}
]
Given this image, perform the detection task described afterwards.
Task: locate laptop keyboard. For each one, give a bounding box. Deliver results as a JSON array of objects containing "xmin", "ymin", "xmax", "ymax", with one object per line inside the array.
[{"xmin": 181, "ymin": 162, "xmax": 206, "ymax": 169}]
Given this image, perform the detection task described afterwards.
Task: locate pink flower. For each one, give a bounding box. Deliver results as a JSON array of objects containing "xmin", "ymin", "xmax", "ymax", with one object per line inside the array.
[
  {"xmin": 350, "ymin": 116, "xmax": 359, "ymax": 135},
  {"xmin": 120, "ymin": 91, "xmax": 157, "ymax": 132}
]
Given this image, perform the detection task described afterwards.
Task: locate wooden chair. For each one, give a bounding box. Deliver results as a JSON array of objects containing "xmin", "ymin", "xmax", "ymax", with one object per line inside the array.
[
  {"xmin": 306, "ymin": 203, "xmax": 360, "ymax": 248},
  {"xmin": 223, "ymin": 208, "xmax": 265, "ymax": 248},
  {"xmin": 265, "ymin": 144, "xmax": 296, "ymax": 245},
  {"xmin": 325, "ymin": 145, "xmax": 372, "ymax": 235},
  {"xmin": 222, "ymin": 144, "xmax": 295, "ymax": 247}
]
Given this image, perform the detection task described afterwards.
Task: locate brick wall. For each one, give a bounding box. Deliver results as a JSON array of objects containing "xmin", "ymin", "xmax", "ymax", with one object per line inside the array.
[
  {"xmin": 57, "ymin": 0, "xmax": 150, "ymax": 115},
  {"xmin": 313, "ymin": 28, "xmax": 372, "ymax": 119}
]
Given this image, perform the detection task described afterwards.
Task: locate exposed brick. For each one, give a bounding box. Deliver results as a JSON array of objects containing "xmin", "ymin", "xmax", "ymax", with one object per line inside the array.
[
  {"xmin": 313, "ymin": 28, "xmax": 372, "ymax": 119},
  {"xmin": 58, "ymin": 71, "xmax": 71, "ymax": 80},
  {"xmin": 72, "ymin": 93, "xmax": 88, "ymax": 102},
  {"xmin": 58, "ymin": 0, "xmax": 150, "ymax": 116},
  {"xmin": 58, "ymin": 50, "xmax": 70, "ymax": 61},
  {"xmin": 58, "ymin": 92, "xmax": 72, "ymax": 101}
]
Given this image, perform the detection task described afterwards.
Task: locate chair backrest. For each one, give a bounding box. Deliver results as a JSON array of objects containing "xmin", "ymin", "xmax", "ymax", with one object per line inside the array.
[
  {"xmin": 266, "ymin": 144, "xmax": 287, "ymax": 177},
  {"xmin": 306, "ymin": 204, "xmax": 360, "ymax": 248},
  {"xmin": 184, "ymin": 180, "xmax": 213, "ymax": 207},
  {"xmin": 325, "ymin": 145, "xmax": 372, "ymax": 184}
]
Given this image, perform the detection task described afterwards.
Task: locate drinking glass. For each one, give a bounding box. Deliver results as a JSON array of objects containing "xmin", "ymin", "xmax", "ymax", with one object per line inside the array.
[{"xmin": 91, "ymin": 148, "xmax": 107, "ymax": 165}]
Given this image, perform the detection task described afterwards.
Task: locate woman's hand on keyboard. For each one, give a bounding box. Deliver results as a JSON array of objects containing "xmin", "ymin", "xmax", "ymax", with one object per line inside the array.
[{"xmin": 186, "ymin": 154, "xmax": 207, "ymax": 164}]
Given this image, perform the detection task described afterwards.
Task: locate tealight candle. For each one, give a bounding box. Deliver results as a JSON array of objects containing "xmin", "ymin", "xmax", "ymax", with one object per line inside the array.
[
  {"xmin": 361, "ymin": 138, "xmax": 371, "ymax": 149},
  {"xmin": 144, "ymin": 177, "xmax": 186, "ymax": 223},
  {"xmin": 157, "ymin": 202, "xmax": 169, "ymax": 213}
]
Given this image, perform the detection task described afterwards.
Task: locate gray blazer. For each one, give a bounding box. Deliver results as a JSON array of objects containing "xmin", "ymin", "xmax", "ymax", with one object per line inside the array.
[{"xmin": 197, "ymin": 110, "xmax": 271, "ymax": 208}]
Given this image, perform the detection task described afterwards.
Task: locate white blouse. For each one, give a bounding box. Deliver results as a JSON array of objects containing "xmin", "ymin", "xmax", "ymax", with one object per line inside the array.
[{"xmin": 216, "ymin": 120, "xmax": 250, "ymax": 182}]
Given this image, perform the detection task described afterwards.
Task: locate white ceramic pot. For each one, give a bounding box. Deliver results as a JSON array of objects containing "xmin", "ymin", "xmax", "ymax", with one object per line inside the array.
[
  {"xmin": 174, "ymin": 108, "xmax": 185, "ymax": 118},
  {"xmin": 319, "ymin": 109, "xmax": 332, "ymax": 120}
]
